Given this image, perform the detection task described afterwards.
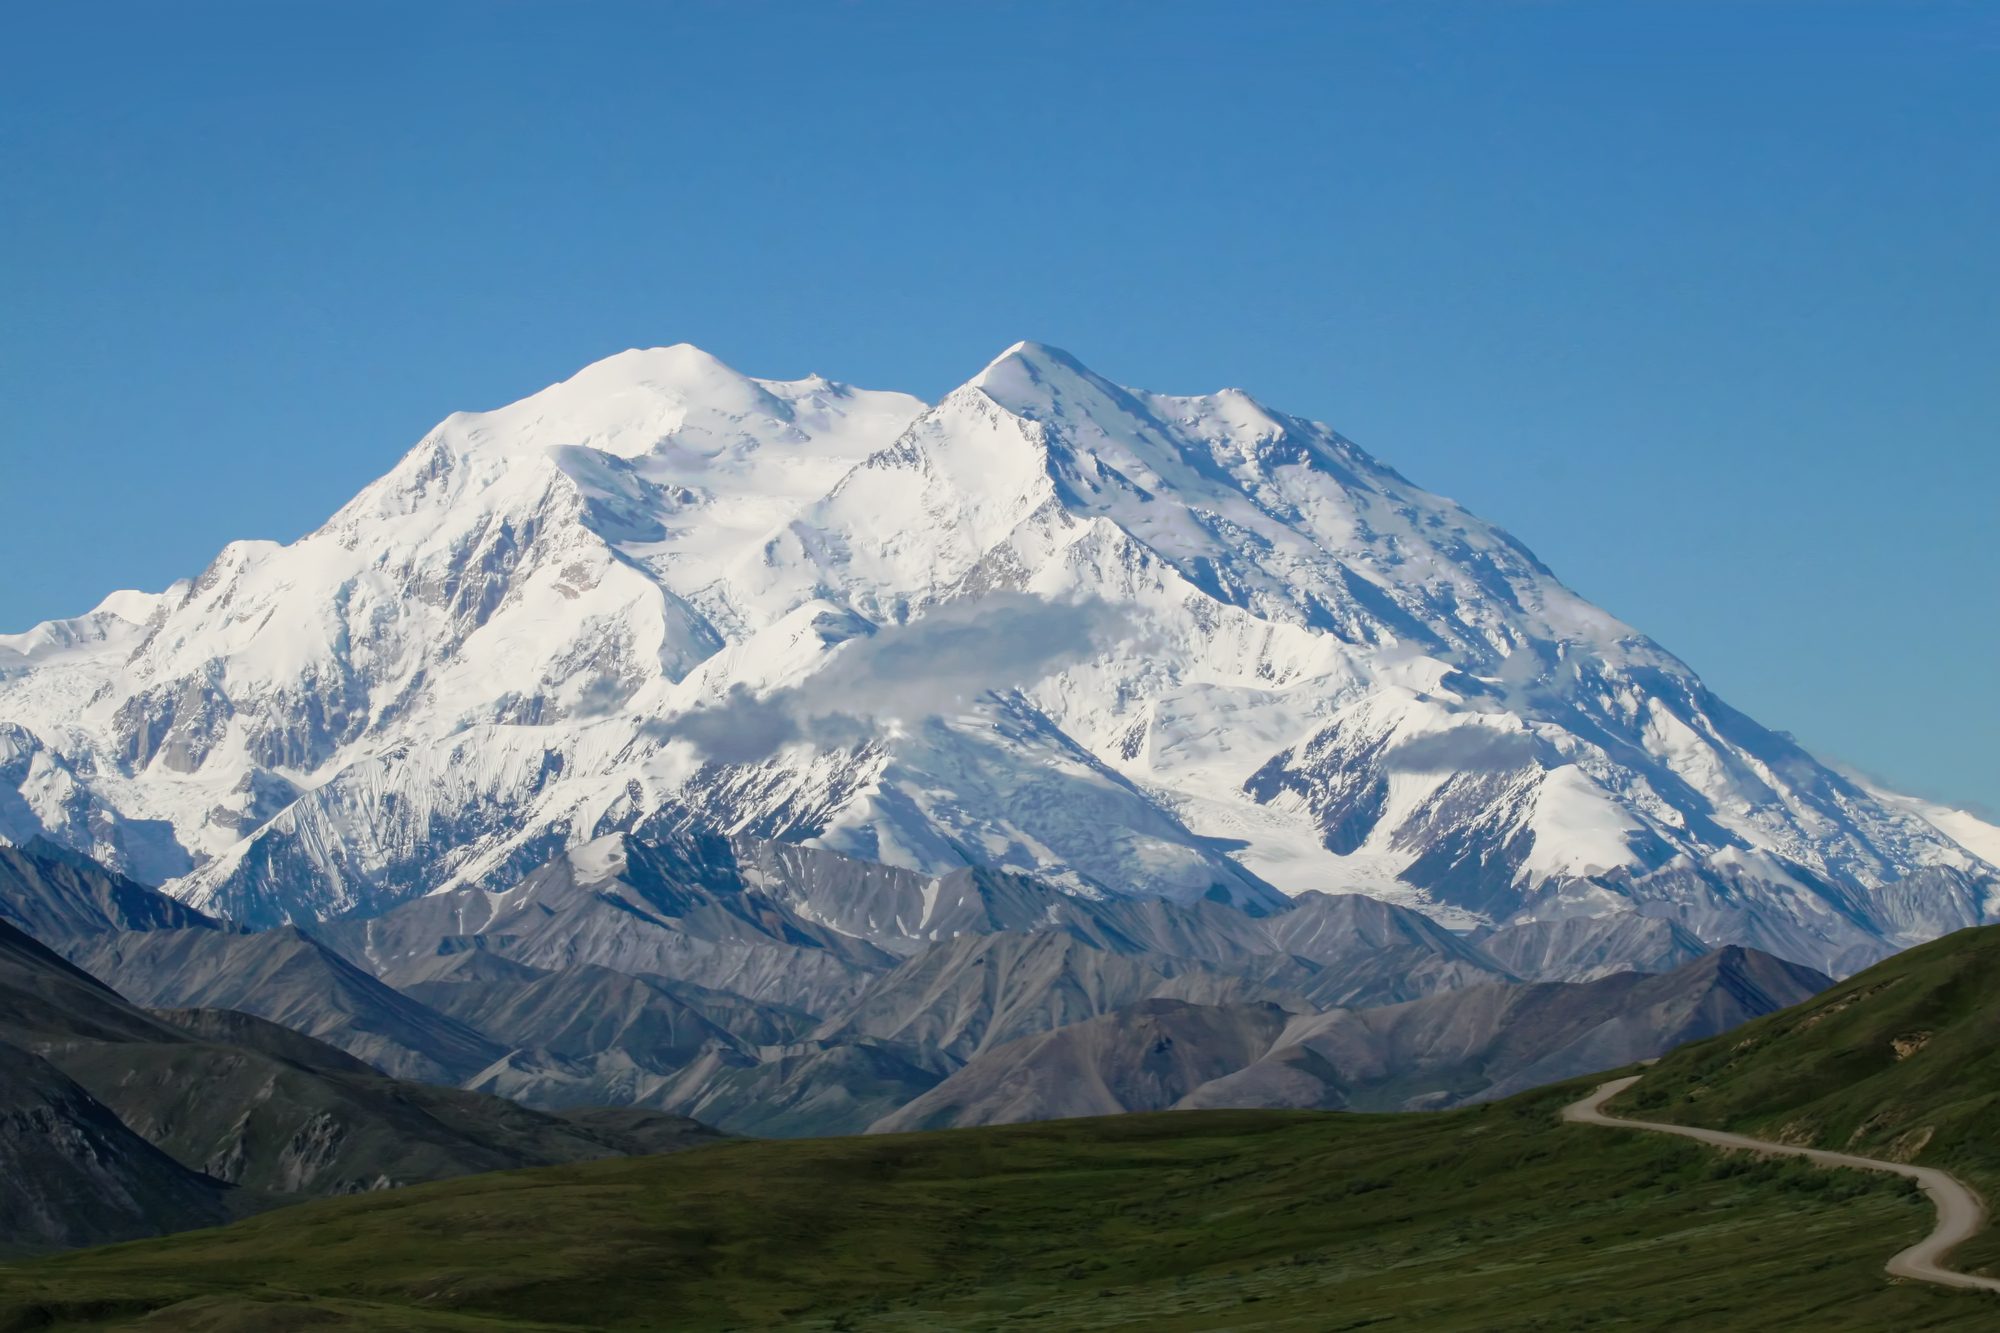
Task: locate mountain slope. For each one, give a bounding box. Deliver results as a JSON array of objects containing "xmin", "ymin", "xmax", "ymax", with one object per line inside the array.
[
  {"xmin": 821, "ymin": 929, "xmax": 1309, "ymax": 1062},
  {"xmin": 0, "ymin": 1041, "xmax": 231, "ymax": 1257},
  {"xmin": 316, "ymin": 833, "xmax": 893, "ymax": 1017},
  {"xmin": 594, "ymin": 1036, "xmax": 949, "ymax": 1138},
  {"xmin": 406, "ymin": 962, "xmax": 746, "ymax": 1073},
  {"xmin": 0, "ymin": 842, "xmax": 219, "ymax": 945},
  {"xmin": 396, "ymin": 949, "xmax": 818, "ymax": 1046},
  {"xmin": 1617, "ymin": 923, "xmax": 2000, "ymax": 1217},
  {"xmin": 0, "ymin": 918, "xmax": 181, "ymax": 1049},
  {"xmin": 872, "ymin": 946, "xmax": 1828, "ymax": 1129},
  {"xmin": 2, "ymin": 343, "xmax": 1993, "ymax": 972},
  {"xmin": 873, "ymin": 998, "xmax": 1295, "ymax": 1131},
  {"xmin": 1478, "ymin": 913, "xmax": 1711, "ymax": 982},
  {"xmin": 1203, "ymin": 945, "xmax": 1829, "ymax": 1113},
  {"xmin": 1256, "ymin": 889, "xmax": 1517, "ymax": 1001},
  {"xmin": 66, "ymin": 926, "xmax": 506, "ymax": 1083},
  {"xmin": 0, "ymin": 920, "xmax": 238, "ymax": 1255},
  {"xmin": 0, "ymin": 915, "xmax": 725, "ymax": 1253},
  {"xmin": 735, "ymin": 837, "xmax": 1515, "ymax": 1000},
  {"xmin": 41, "ymin": 1018, "xmax": 718, "ymax": 1198},
  {"xmin": 304, "ymin": 836, "xmax": 1555, "ymax": 1135}
]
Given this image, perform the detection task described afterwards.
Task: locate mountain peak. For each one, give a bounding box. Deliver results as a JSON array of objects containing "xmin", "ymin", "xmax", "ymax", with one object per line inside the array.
[
  {"xmin": 980, "ymin": 339, "xmax": 1088, "ymax": 372},
  {"xmin": 967, "ymin": 340, "xmax": 1106, "ymax": 407},
  {"xmin": 3, "ymin": 341, "xmax": 1996, "ymax": 971},
  {"xmin": 547, "ymin": 342, "xmax": 783, "ymax": 418},
  {"xmin": 583, "ymin": 341, "xmax": 742, "ymax": 380}
]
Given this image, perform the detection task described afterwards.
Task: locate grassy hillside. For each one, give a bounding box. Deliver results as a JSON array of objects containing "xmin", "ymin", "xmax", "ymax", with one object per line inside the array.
[
  {"xmin": 1611, "ymin": 922, "xmax": 2000, "ymax": 1278},
  {"xmin": 1, "ymin": 1078, "xmax": 1990, "ymax": 1331}
]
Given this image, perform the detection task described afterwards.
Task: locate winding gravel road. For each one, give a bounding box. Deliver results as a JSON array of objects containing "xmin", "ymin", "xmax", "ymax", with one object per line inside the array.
[{"xmin": 1564, "ymin": 1075, "xmax": 2000, "ymax": 1294}]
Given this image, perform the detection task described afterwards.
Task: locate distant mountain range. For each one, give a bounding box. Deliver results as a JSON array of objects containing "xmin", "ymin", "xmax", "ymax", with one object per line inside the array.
[
  {"xmin": 880, "ymin": 946, "xmax": 1827, "ymax": 1131},
  {"xmin": 2, "ymin": 344, "xmax": 1994, "ymax": 972},
  {"xmin": 1, "ymin": 833, "xmax": 1830, "ymax": 1211}
]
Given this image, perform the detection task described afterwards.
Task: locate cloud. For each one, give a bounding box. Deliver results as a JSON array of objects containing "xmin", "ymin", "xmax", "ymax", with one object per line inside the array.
[
  {"xmin": 1382, "ymin": 726, "xmax": 1537, "ymax": 775},
  {"xmin": 569, "ymin": 672, "xmax": 637, "ymax": 719},
  {"xmin": 667, "ymin": 692, "xmax": 874, "ymax": 765},
  {"xmin": 661, "ymin": 594, "xmax": 1138, "ymax": 764}
]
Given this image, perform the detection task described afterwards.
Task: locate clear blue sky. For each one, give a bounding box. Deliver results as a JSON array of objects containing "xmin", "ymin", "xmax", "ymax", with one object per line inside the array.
[{"xmin": 3, "ymin": 2, "xmax": 1994, "ymax": 813}]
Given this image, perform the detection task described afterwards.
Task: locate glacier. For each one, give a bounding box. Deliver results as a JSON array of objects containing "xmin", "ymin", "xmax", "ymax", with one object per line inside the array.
[{"xmin": 1, "ymin": 340, "xmax": 1993, "ymax": 974}]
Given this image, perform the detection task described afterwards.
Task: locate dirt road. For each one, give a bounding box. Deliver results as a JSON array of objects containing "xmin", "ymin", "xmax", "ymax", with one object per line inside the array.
[{"xmin": 1564, "ymin": 1075, "xmax": 2000, "ymax": 1294}]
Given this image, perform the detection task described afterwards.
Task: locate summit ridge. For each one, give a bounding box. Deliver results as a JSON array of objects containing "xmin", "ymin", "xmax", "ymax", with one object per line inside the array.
[{"xmin": 0, "ymin": 343, "xmax": 1991, "ymax": 973}]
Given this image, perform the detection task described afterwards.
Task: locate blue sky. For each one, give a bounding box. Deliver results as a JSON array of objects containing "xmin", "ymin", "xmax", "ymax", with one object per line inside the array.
[{"xmin": 2, "ymin": 2, "xmax": 1994, "ymax": 812}]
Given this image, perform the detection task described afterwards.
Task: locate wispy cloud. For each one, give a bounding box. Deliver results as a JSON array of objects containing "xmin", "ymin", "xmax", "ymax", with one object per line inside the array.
[
  {"xmin": 1382, "ymin": 725, "xmax": 1536, "ymax": 775},
  {"xmin": 662, "ymin": 594, "xmax": 1137, "ymax": 764}
]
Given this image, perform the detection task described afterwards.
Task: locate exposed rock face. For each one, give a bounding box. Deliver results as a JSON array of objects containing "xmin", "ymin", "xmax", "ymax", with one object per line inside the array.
[{"xmin": 0, "ymin": 1040, "xmax": 229, "ymax": 1256}]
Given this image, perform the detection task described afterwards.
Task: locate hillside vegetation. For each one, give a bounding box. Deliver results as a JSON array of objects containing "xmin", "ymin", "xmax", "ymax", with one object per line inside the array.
[
  {"xmin": 1613, "ymin": 921, "xmax": 2000, "ymax": 1278},
  {"xmin": 2, "ymin": 1080, "xmax": 1989, "ymax": 1332}
]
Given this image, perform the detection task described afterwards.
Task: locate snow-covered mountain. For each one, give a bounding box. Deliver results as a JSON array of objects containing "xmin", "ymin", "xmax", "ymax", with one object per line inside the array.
[{"xmin": 2, "ymin": 342, "xmax": 1993, "ymax": 972}]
